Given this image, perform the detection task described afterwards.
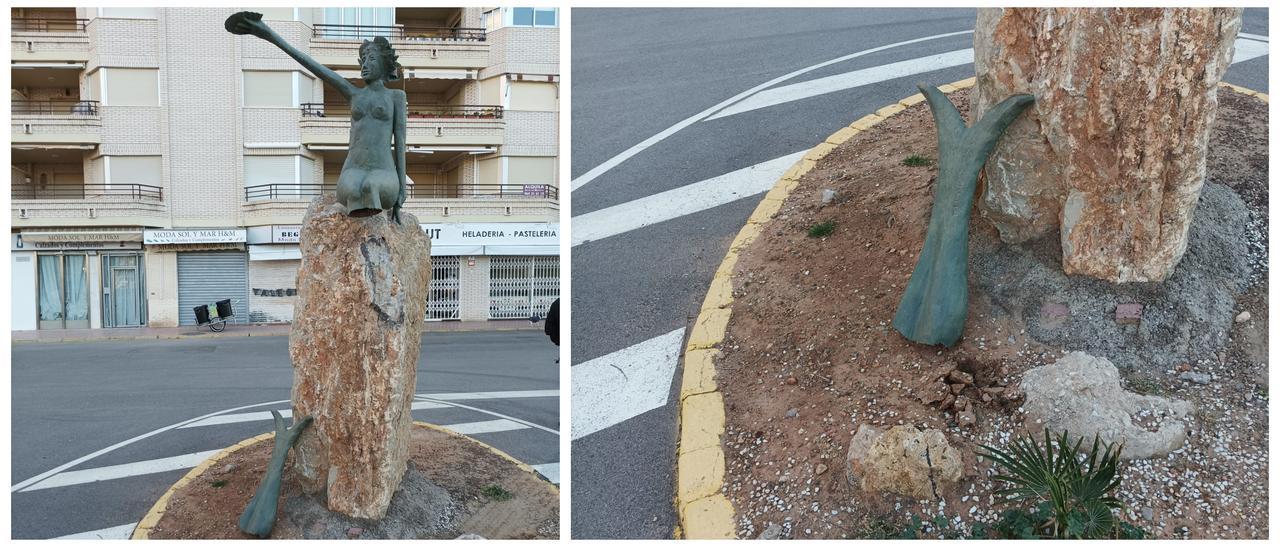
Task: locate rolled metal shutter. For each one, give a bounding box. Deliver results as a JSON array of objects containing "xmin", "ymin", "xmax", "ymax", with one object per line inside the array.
[{"xmin": 177, "ymin": 252, "xmax": 250, "ymax": 326}]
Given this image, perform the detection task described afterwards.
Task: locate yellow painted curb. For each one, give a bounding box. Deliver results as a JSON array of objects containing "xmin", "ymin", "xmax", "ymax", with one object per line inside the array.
[
  {"xmin": 1219, "ymin": 81, "xmax": 1270, "ymax": 103},
  {"xmin": 672, "ymin": 76, "xmax": 977, "ymax": 539},
  {"xmin": 131, "ymin": 422, "xmax": 555, "ymax": 539}
]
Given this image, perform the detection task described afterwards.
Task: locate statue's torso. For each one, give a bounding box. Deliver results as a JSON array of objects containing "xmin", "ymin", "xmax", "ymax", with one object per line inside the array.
[{"xmin": 343, "ymin": 88, "xmax": 396, "ymax": 171}]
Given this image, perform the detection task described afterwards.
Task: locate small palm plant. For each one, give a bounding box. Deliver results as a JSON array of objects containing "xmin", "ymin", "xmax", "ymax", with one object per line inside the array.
[{"xmin": 977, "ymin": 429, "xmax": 1142, "ymax": 539}]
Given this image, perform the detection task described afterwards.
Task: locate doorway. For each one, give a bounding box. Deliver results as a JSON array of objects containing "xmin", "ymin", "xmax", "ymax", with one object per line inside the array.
[{"xmin": 102, "ymin": 253, "xmax": 146, "ymax": 327}]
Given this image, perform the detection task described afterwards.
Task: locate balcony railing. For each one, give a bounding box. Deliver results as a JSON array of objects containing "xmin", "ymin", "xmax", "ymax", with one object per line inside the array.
[
  {"xmin": 11, "ymin": 17, "xmax": 89, "ymax": 33},
  {"xmin": 12, "ymin": 99, "xmax": 99, "ymax": 116},
  {"xmin": 300, "ymin": 103, "xmax": 502, "ymax": 119},
  {"xmin": 11, "ymin": 183, "xmax": 163, "ymax": 201},
  {"xmin": 312, "ymin": 24, "xmax": 486, "ymax": 41},
  {"xmin": 245, "ymin": 183, "xmax": 557, "ymax": 201}
]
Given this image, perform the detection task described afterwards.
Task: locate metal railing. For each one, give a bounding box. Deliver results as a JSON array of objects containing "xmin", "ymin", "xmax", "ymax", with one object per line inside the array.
[
  {"xmin": 300, "ymin": 103, "xmax": 502, "ymax": 119},
  {"xmin": 11, "ymin": 17, "xmax": 89, "ymax": 33},
  {"xmin": 11, "ymin": 183, "xmax": 163, "ymax": 201},
  {"xmin": 11, "ymin": 99, "xmax": 100, "ymax": 116},
  {"xmin": 245, "ymin": 182, "xmax": 557, "ymax": 201},
  {"xmin": 312, "ymin": 24, "xmax": 485, "ymax": 41}
]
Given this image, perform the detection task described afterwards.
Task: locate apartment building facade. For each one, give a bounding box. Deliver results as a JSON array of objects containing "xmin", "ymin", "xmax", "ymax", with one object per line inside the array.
[{"xmin": 10, "ymin": 6, "xmax": 560, "ymax": 330}]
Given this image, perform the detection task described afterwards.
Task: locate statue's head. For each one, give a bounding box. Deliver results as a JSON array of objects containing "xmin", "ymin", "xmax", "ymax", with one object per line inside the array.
[{"xmin": 358, "ymin": 36, "xmax": 401, "ymax": 83}]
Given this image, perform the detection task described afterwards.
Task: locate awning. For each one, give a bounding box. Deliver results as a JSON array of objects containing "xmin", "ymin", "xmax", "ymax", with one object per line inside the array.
[
  {"xmin": 484, "ymin": 245, "xmax": 558, "ymax": 256},
  {"xmin": 305, "ymin": 145, "xmax": 497, "ymax": 154},
  {"xmin": 336, "ymin": 68, "xmax": 474, "ymax": 80},
  {"xmin": 248, "ymin": 245, "xmax": 301, "ymax": 261},
  {"xmin": 20, "ymin": 230, "xmax": 143, "ymax": 243},
  {"xmin": 11, "ymin": 144, "xmax": 96, "ymax": 150},
  {"xmin": 433, "ymin": 245, "xmax": 484, "ymax": 257}
]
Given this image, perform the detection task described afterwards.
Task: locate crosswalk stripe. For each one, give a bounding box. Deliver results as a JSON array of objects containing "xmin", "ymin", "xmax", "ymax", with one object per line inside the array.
[
  {"xmin": 419, "ymin": 389, "xmax": 559, "ymax": 401},
  {"xmin": 55, "ymin": 523, "xmax": 138, "ymax": 539},
  {"xmin": 1233, "ymin": 37, "xmax": 1269, "ymax": 63},
  {"xmin": 708, "ymin": 48, "xmax": 974, "ymax": 120},
  {"xmin": 178, "ymin": 400, "xmax": 450, "ymax": 429},
  {"xmin": 20, "ymin": 450, "xmax": 221, "ymax": 492},
  {"xmin": 440, "ymin": 419, "xmax": 530, "ymax": 435},
  {"xmin": 531, "ymin": 463, "xmax": 560, "ymax": 485},
  {"xmin": 572, "ymin": 151, "xmax": 808, "ymax": 246},
  {"xmin": 571, "ymin": 328, "xmax": 685, "ymax": 440}
]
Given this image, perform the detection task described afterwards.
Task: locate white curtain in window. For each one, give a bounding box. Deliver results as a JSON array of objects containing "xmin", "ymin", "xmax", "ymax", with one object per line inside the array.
[
  {"xmin": 64, "ymin": 255, "xmax": 88, "ymax": 322},
  {"xmin": 38, "ymin": 255, "xmax": 62, "ymax": 321}
]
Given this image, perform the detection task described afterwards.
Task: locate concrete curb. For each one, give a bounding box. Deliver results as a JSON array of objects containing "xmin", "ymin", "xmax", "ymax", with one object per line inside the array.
[
  {"xmin": 672, "ymin": 76, "xmax": 977, "ymax": 540},
  {"xmin": 131, "ymin": 422, "xmax": 555, "ymax": 539},
  {"xmin": 671, "ymin": 78, "xmax": 1267, "ymax": 539}
]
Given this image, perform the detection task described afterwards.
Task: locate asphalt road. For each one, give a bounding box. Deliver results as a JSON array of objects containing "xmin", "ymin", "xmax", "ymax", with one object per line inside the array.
[
  {"xmin": 10, "ymin": 330, "xmax": 559, "ymax": 539},
  {"xmin": 570, "ymin": 8, "xmax": 1268, "ymax": 539}
]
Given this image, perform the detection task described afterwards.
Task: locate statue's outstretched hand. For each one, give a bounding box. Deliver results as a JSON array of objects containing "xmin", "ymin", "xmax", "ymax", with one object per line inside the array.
[{"xmin": 225, "ymin": 11, "xmax": 272, "ymax": 40}]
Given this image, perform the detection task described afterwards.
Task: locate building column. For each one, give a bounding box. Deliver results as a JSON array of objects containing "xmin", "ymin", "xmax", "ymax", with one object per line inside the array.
[
  {"xmin": 88, "ymin": 254, "xmax": 102, "ymax": 329},
  {"xmin": 458, "ymin": 255, "xmax": 491, "ymax": 321}
]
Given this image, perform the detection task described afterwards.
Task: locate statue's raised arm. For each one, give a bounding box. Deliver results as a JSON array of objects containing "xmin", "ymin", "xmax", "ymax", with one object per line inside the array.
[{"xmin": 226, "ymin": 12, "xmax": 358, "ymax": 101}]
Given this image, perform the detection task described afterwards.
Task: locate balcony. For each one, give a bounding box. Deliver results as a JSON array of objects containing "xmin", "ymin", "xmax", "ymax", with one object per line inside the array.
[
  {"xmin": 298, "ymin": 103, "xmax": 504, "ymax": 147},
  {"xmin": 241, "ymin": 182, "xmax": 558, "ymax": 225},
  {"xmin": 11, "ymin": 99, "xmax": 102, "ymax": 147},
  {"xmin": 308, "ymin": 22, "xmax": 489, "ymax": 70},
  {"xmin": 12, "ymin": 181, "xmax": 167, "ymax": 228},
  {"xmin": 11, "ymin": 16, "xmax": 91, "ymax": 62}
]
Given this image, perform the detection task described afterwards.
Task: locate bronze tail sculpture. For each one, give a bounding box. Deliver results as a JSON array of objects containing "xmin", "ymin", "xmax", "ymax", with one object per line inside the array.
[
  {"xmin": 892, "ymin": 84, "xmax": 1033, "ymax": 347},
  {"xmin": 238, "ymin": 410, "xmax": 313, "ymax": 538}
]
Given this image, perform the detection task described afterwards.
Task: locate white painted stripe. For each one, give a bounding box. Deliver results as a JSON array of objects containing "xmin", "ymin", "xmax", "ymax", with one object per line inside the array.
[
  {"xmin": 571, "ymin": 328, "xmax": 685, "ymax": 440},
  {"xmin": 1238, "ymin": 32, "xmax": 1268, "ymax": 43},
  {"xmin": 419, "ymin": 389, "xmax": 559, "ymax": 401},
  {"xmin": 708, "ymin": 49, "xmax": 973, "ymax": 120},
  {"xmin": 12, "ymin": 399, "xmax": 290, "ymax": 492},
  {"xmin": 570, "ymin": 30, "xmax": 975, "ymax": 191},
  {"xmin": 441, "ymin": 419, "xmax": 529, "ymax": 435},
  {"xmin": 531, "ymin": 463, "xmax": 560, "ymax": 485},
  {"xmin": 21, "ymin": 450, "xmax": 221, "ymax": 492},
  {"xmin": 572, "ymin": 151, "xmax": 808, "ymax": 246},
  {"xmin": 1233, "ymin": 37, "xmax": 1269, "ymax": 64},
  {"xmin": 178, "ymin": 401, "xmax": 450, "ymax": 429},
  {"xmin": 55, "ymin": 523, "xmax": 138, "ymax": 540},
  {"xmin": 416, "ymin": 397, "xmax": 561, "ymax": 436}
]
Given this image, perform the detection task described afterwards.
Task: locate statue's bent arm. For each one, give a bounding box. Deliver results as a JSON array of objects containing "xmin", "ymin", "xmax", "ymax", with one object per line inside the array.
[{"xmin": 392, "ymin": 89, "xmax": 408, "ymax": 223}]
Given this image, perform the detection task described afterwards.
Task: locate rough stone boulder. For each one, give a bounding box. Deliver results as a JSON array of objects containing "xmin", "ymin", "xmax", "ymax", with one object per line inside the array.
[
  {"xmin": 845, "ymin": 424, "xmax": 961, "ymax": 500},
  {"xmin": 289, "ymin": 194, "xmax": 432, "ymax": 519},
  {"xmin": 973, "ymin": 7, "xmax": 1243, "ymax": 282},
  {"xmin": 1020, "ymin": 351, "xmax": 1193, "ymax": 459}
]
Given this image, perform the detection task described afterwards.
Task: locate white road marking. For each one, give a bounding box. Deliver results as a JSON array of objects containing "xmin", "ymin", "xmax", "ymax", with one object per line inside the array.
[
  {"xmin": 415, "ymin": 396, "xmax": 561, "ymax": 436},
  {"xmin": 572, "ymin": 151, "xmax": 808, "ymax": 246},
  {"xmin": 178, "ymin": 400, "xmax": 451, "ymax": 429},
  {"xmin": 707, "ymin": 49, "xmax": 974, "ymax": 120},
  {"xmin": 1238, "ymin": 32, "xmax": 1268, "ymax": 43},
  {"xmin": 1233, "ymin": 37, "xmax": 1269, "ymax": 63},
  {"xmin": 11, "ymin": 399, "xmax": 290, "ymax": 493},
  {"xmin": 571, "ymin": 328, "xmax": 685, "ymax": 440},
  {"xmin": 441, "ymin": 419, "xmax": 529, "ymax": 435},
  {"xmin": 569, "ymin": 29, "xmax": 975, "ymax": 191},
  {"xmin": 20, "ymin": 450, "xmax": 221, "ymax": 492},
  {"xmin": 55, "ymin": 523, "xmax": 138, "ymax": 539},
  {"xmin": 420, "ymin": 389, "xmax": 560, "ymax": 401},
  {"xmin": 532, "ymin": 463, "xmax": 560, "ymax": 485}
]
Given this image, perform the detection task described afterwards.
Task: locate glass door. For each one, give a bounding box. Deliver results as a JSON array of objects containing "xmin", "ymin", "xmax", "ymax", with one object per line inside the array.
[
  {"xmin": 103, "ymin": 254, "xmax": 145, "ymax": 327},
  {"xmin": 37, "ymin": 253, "xmax": 89, "ymax": 329}
]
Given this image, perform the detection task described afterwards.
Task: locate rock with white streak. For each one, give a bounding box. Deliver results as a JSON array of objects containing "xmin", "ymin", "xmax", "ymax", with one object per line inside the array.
[{"xmin": 289, "ymin": 194, "xmax": 432, "ymax": 519}]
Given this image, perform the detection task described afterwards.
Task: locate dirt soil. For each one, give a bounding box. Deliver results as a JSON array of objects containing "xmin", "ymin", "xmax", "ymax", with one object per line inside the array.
[
  {"xmin": 146, "ymin": 425, "xmax": 559, "ymax": 539},
  {"xmin": 715, "ymin": 87, "xmax": 1268, "ymax": 539}
]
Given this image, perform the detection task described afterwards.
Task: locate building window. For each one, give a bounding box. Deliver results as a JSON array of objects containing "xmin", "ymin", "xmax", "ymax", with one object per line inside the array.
[
  {"xmin": 489, "ymin": 7, "xmax": 557, "ymax": 29},
  {"xmin": 98, "ymin": 68, "xmax": 160, "ymax": 107},
  {"xmin": 244, "ymin": 155, "xmax": 316, "ymax": 200},
  {"xmin": 97, "ymin": 7, "xmax": 157, "ymax": 19}
]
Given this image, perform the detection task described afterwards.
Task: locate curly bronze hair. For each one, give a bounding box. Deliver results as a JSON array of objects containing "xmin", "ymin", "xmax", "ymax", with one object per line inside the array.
[{"xmin": 358, "ymin": 36, "xmax": 401, "ymax": 81}]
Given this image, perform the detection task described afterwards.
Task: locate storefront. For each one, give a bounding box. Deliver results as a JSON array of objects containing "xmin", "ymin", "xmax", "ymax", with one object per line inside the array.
[
  {"xmin": 241, "ymin": 222, "xmax": 559, "ymax": 323},
  {"xmin": 144, "ymin": 229, "xmax": 249, "ymax": 327},
  {"xmin": 10, "ymin": 230, "xmax": 146, "ymax": 330}
]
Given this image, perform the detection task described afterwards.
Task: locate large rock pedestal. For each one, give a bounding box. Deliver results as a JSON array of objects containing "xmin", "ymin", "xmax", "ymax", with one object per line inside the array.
[
  {"xmin": 973, "ymin": 8, "xmax": 1242, "ymax": 282},
  {"xmin": 289, "ymin": 194, "xmax": 432, "ymax": 520}
]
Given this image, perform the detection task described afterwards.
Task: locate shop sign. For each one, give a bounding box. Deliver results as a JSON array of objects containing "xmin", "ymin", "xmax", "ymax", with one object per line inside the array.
[
  {"xmin": 418, "ymin": 223, "xmax": 559, "ymax": 246},
  {"xmin": 12, "ymin": 232, "xmax": 143, "ymax": 251},
  {"xmin": 271, "ymin": 225, "xmax": 302, "ymax": 243},
  {"xmin": 144, "ymin": 228, "xmax": 247, "ymax": 245}
]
